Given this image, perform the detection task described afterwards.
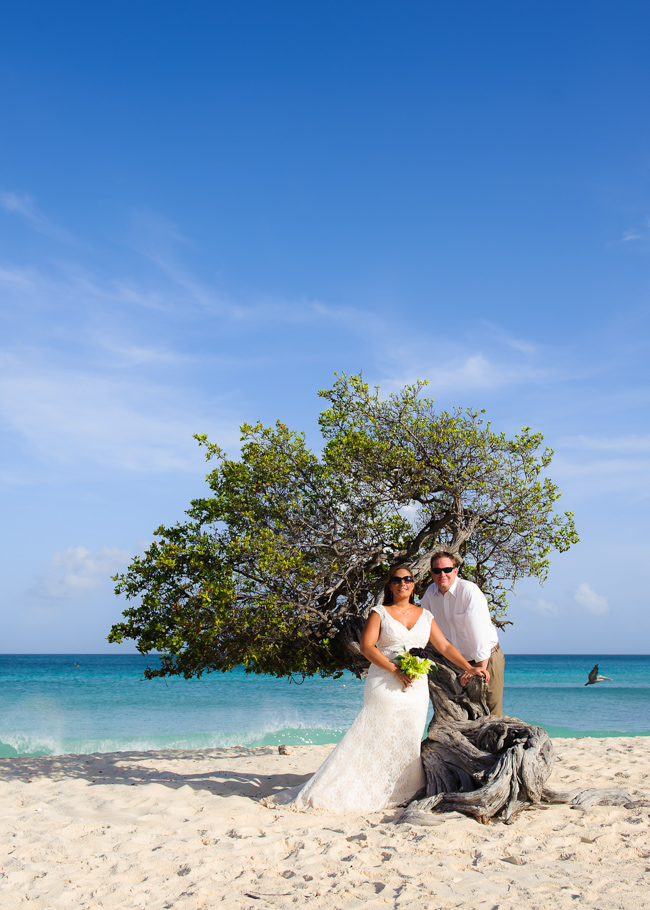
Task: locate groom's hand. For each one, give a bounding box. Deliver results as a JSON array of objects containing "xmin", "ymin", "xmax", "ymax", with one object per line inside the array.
[{"xmin": 460, "ymin": 669, "xmax": 489, "ymax": 686}]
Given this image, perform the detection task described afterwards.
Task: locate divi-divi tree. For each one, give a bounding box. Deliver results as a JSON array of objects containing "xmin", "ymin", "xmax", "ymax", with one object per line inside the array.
[{"xmin": 109, "ymin": 373, "xmax": 578, "ymax": 682}]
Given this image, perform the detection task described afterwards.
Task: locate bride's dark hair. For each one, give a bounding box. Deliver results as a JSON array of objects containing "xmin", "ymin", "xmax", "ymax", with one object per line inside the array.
[{"xmin": 383, "ymin": 565, "xmax": 416, "ymax": 606}]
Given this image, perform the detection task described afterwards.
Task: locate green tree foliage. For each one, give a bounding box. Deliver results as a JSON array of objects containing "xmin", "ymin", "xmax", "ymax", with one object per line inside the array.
[{"xmin": 109, "ymin": 374, "xmax": 578, "ymax": 679}]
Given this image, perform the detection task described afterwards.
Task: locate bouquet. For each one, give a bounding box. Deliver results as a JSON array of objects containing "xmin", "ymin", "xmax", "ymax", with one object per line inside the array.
[{"xmin": 395, "ymin": 647, "xmax": 437, "ymax": 680}]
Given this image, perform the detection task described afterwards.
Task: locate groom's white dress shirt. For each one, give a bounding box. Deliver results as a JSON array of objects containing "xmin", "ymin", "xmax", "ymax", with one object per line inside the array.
[{"xmin": 420, "ymin": 577, "xmax": 498, "ymax": 663}]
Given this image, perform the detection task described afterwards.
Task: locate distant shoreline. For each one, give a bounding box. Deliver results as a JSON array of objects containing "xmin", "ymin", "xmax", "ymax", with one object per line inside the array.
[{"xmin": 3, "ymin": 727, "xmax": 650, "ymax": 760}]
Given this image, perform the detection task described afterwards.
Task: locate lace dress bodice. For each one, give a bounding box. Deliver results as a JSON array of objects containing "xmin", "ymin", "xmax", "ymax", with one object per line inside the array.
[{"xmin": 371, "ymin": 605, "xmax": 433, "ymax": 659}]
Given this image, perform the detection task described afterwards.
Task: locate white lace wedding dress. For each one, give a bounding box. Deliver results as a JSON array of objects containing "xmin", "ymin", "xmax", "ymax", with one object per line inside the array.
[{"xmin": 266, "ymin": 605, "xmax": 433, "ymax": 813}]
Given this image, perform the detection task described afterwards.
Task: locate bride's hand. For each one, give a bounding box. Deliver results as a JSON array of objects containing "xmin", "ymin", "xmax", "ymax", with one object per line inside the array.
[{"xmin": 394, "ymin": 670, "xmax": 413, "ymax": 689}]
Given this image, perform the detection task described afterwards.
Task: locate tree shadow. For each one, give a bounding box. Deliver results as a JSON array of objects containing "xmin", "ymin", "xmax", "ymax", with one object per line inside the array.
[{"xmin": 0, "ymin": 747, "xmax": 314, "ymax": 800}]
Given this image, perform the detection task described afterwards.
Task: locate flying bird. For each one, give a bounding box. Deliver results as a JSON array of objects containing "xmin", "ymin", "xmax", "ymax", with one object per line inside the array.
[{"xmin": 585, "ymin": 664, "xmax": 612, "ymax": 686}]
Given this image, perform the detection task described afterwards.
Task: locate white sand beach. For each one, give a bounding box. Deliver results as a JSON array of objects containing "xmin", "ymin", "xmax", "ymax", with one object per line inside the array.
[{"xmin": 1, "ymin": 737, "xmax": 649, "ymax": 910}]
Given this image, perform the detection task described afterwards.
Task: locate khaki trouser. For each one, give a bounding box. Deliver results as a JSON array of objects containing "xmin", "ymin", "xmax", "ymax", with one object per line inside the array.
[{"xmin": 470, "ymin": 646, "xmax": 505, "ymax": 715}]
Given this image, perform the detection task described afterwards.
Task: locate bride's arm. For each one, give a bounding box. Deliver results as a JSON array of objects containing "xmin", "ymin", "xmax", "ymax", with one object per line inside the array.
[
  {"xmin": 428, "ymin": 619, "xmax": 490, "ymax": 685},
  {"xmin": 359, "ymin": 612, "xmax": 413, "ymax": 689}
]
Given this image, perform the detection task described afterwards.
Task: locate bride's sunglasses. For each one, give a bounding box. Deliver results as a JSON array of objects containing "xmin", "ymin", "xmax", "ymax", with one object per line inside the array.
[
  {"xmin": 431, "ymin": 567, "xmax": 456, "ymax": 575},
  {"xmin": 389, "ymin": 575, "xmax": 414, "ymax": 585}
]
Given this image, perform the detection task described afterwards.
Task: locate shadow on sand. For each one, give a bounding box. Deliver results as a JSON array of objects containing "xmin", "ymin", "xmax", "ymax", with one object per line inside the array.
[{"xmin": 0, "ymin": 747, "xmax": 314, "ymax": 800}]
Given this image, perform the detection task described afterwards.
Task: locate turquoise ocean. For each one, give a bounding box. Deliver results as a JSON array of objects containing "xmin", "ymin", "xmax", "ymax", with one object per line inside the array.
[{"xmin": 1, "ymin": 654, "xmax": 648, "ymax": 758}]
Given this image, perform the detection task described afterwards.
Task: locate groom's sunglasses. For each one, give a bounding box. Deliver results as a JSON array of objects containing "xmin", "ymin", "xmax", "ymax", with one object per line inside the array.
[
  {"xmin": 431, "ymin": 567, "xmax": 456, "ymax": 575},
  {"xmin": 389, "ymin": 576, "xmax": 414, "ymax": 585}
]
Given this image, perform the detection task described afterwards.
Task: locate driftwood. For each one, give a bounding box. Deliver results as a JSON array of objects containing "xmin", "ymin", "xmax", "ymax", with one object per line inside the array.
[{"xmin": 399, "ymin": 647, "xmax": 635, "ymax": 825}]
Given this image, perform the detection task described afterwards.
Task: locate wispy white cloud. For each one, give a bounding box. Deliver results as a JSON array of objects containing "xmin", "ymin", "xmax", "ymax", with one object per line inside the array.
[
  {"xmin": 95, "ymin": 339, "xmax": 191, "ymax": 368},
  {"xmin": 480, "ymin": 321, "xmax": 538, "ymax": 355},
  {"xmin": 0, "ymin": 257, "xmax": 194, "ymax": 319},
  {"xmin": 528, "ymin": 597, "xmax": 558, "ymax": 616},
  {"xmin": 0, "ymin": 192, "xmax": 78, "ymax": 244},
  {"xmin": 0, "ymin": 356, "xmax": 240, "ymax": 476},
  {"xmin": 379, "ymin": 344, "xmax": 566, "ymax": 396},
  {"xmin": 0, "ymin": 196, "xmax": 273, "ymax": 322},
  {"xmin": 512, "ymin": 590, "xmax": 560, "ymax": 616},
  {"xmin": 308, "ymin": 299, "xmax": 384, "ymax": 328},
  {"xmin": 621, "ymin": 217, "xmax": 650, "ymax": 244},
  {"xmin": 0, "ymin": 193, "xmax": 421, "ymax": 363},
  {"xmin": 139, "ymin": 251, "xmax": 222, "ymax": 311},
  {"xmin": 552, "ymin": 436, "xmax": 650, "ymax": 501},
  {"xmin": 31, "ymin": 545, "xmax": 132, "ymax": 599},
  {"xmin": 0, "ymin": 211, "xmax": 366, "ymax": 330},
  {"xmin": 551, "ymin": 454, "xmax": 650, "ymax": 500},
  {"xmin": 0, "ymin": 198, "xmax": 390, "ymax": 483},
  {"xmin": 559, "ymin": 433, "xmax": 650, "ymax": 453},
  {"xmin": 573, "ymin": 582, "xmax": 609, "ymax": 616},
  {"xmin": 371, "ymin": 319, "xmax": 579, "ymax": 398},
  {"xmin": 127, "ymin": 211, "xmax": 257, "ymax": 316},
  {"xmin": 0, "ymin": 265, "xmax": 39, "ymax": 292}
]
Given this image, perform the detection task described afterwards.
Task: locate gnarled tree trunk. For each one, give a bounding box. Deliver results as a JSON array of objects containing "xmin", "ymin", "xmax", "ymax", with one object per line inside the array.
[{"xmin": 399, "ymin": 647, "xmax": 635, "ymax": 825}]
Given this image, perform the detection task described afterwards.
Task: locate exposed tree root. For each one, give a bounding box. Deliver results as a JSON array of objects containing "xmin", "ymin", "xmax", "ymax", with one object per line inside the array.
[{"xmin": 399, "ymin": 648, "xmax": 636, "ymax": 825}]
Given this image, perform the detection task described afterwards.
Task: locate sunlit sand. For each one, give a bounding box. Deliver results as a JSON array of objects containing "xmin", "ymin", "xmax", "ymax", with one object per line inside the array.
[{"xmin": 1, "ymin": 737, "xmax": 649, "ymax": 909}]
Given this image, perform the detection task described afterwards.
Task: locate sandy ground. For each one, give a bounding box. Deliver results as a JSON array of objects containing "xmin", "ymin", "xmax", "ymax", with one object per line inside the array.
[{"xmin": 1, "ymin": 737, "xmax": 649, "ymax": 910}]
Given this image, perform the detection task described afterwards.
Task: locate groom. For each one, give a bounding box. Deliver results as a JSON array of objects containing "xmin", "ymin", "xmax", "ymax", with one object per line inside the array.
[{"xmin": 420, "ymin": 549, "xmax": 504, "ymax": 715}]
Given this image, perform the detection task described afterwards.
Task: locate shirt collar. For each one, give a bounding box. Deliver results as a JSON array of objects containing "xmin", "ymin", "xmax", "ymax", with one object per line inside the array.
[{"xmin": 433, "ymin": 576, "xmax": 460, "ymax": 597}]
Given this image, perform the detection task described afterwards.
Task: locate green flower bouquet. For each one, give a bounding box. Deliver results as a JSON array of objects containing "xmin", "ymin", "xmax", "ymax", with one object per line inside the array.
[{"xmin": 396, "ymin": 647, "xmax": 437, "ymax": 680}]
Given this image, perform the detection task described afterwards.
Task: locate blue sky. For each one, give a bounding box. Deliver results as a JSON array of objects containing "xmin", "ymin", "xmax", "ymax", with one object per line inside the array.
[{"xmin": 1, "ymin": 1, "xmax": 649, "ymax": 655}]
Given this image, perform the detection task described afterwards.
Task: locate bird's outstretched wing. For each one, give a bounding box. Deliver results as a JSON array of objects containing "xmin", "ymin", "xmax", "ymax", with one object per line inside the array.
[{"xmin": 585, "ymin": 664, "xmax": 599, "ymax": 685}]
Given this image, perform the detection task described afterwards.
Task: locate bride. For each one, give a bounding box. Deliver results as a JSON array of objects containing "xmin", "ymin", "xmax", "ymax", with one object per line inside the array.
[{"xmin": 267, "ymin": 565, "xmax": 488, "ymax": 813}]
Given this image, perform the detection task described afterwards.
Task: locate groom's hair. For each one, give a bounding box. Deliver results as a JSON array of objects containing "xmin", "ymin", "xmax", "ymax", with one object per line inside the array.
[
  {"xmin": 383, "ymin": 564, "xmax": 417, "ymax": 606},
  {"xmin": 429, "ymin": 549, "xmax": 462, "ymax": 569}
]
